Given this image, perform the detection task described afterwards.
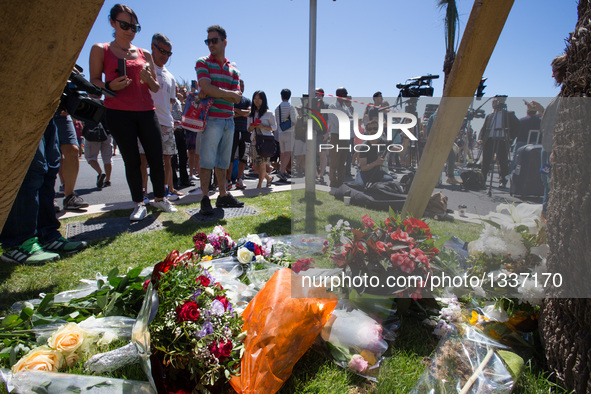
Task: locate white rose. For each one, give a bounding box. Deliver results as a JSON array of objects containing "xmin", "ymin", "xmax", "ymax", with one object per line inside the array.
[
  {"xmin": 246, "ymin": 234, "xmax": 262, "ymax": 245},
  {"xmin": 237, "ymin": 247, "xmax": 254, "ymax": 264},
  {"xmin": 325, "ymin": 224, "xmax": 333, "ymax": 232},
  {"xmin": 204, "ymin": 244, "xmax": 215, "ymax": 255}
]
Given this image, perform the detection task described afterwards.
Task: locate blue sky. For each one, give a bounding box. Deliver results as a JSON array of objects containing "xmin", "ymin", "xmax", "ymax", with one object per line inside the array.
[{"xmin": 76, "ymin": 0, "xmax": 577, "ymax": 111}]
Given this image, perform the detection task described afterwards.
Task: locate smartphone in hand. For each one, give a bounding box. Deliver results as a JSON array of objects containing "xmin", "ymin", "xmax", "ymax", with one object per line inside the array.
[{"xmin": 118, "ymin": 58, "xmax": 127, "ymax": 77}]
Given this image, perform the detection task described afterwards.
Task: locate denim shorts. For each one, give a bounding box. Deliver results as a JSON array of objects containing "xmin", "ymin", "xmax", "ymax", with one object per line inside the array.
[
  {"xmin": 199, "ymin": 117, "xmax": 234, "ymax": 169},
  {"xmin": 54, "ymin": 114, "xmax": 79, "ymax": 146}
]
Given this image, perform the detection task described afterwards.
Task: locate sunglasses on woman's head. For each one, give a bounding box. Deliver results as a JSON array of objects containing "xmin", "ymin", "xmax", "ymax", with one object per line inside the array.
[{"xmin": 115, "ymin": 19, "xmax": 141, "ymax": 33}]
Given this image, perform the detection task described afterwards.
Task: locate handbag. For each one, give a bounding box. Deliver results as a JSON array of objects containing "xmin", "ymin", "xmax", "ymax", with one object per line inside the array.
[
  {"xmin": 253, "ymin": 116, "xmax": 277, "ymax": 158},
  {"xmin": 181, "ymin": 97, "xmax": 214, "ymax": 132},
  {"xmin": 278, "ymin": 105, "xmax": 292, "ymax": 131},
  {"xmin": 82, "ymin": 122, "xmax": 108, "ymax": 142}
]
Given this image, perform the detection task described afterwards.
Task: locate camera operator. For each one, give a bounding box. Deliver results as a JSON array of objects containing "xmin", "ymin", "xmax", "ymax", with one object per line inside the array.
[
  {"xmin": 1, "ymin": 119, "xmax": 87, "ymax": 265},
  {"xmin": 477, "ymin": 96, "xmax": 520, "ymax": 188}
]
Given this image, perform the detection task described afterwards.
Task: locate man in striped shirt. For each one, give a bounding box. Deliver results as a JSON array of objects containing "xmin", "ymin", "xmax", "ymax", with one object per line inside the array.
[{"xmin": 195, "ymin": 25, "xmax": 244, "ymax": 215}]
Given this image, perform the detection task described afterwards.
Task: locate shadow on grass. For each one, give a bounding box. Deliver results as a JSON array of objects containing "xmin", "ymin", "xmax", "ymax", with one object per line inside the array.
[
  {"xmin": 252, "ymin": 215, "xmax": 291, "ymax": 237},
  {"xmin": 0, "ymin": 287, "xmax": 57, "ymax": 314}
]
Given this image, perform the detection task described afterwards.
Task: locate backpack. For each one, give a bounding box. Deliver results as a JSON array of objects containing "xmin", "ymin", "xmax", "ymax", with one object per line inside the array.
[
  {"xmin": 82, "ymin": 122, "xmax": 107, "ymax": 142},
  {"xmin": 460, "ymin": 170, "xmax": 485, "ymax": 191}
]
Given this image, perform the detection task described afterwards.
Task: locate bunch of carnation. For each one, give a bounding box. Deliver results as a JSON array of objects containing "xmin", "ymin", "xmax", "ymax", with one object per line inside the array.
[
  {"xmin": 192, "ymin": 225, "xmax": 235, "ymax": 258},
  {"xmin": 324, "ymin": 214, "xmax": 438, "ymax": 299}
]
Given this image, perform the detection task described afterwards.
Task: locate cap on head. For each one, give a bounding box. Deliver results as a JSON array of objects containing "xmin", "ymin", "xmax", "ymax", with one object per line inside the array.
[{"xmin": 336, "ymin": 87, "xmax": 348, "ymax": 98}]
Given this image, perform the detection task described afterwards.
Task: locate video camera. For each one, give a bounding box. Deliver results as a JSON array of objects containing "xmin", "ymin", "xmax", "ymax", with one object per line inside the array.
[
  {"xmin": 59, "ymin": 65, "xmax": 115, "ymax": 125},
  {"xmin": 396, "ymin": 74, "xmax": 439, "ymax": 98},
  {"xmin": 465, "ymin": 108, "xmax": 486, "ymax": 121}
]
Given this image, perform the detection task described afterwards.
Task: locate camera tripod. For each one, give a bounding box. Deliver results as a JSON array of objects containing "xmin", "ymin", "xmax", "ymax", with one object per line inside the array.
[{"xmin": 484, "ymin": 103, "xmax": 510, "ymax": 197}]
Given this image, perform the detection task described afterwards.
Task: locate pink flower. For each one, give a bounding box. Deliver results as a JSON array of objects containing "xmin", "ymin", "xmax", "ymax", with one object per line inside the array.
[
  {"xmin": 410, "ymin": 248, "xmax": 429, "ymax": 265},
  {"xmin": 410, "ymin": 289, "xmax": 422, "ymax": 300},
  {"xmin": 361, "ymin": 215, "xmax": 375, "ymax": 229},
  {"xmin": 390, "ymin": 229, "xmax": 414, "ymax": 244},
  {"xmin": 348, "ymin": 354, "xmax": 368, "ymax": 373},
  {"xmin": 355, "ymin": 241, "xmax": 367, "ymax": 254},
  {"xmin": 376, "ymin": 241, "xmax": 387, "ymax": 253},
  {"xmin": 292, "ymin": 258, "xmax": 313, "ymax": 274}
]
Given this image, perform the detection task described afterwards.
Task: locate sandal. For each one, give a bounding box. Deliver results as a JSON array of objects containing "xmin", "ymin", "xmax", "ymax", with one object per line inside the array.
[{"xmin": 266, "ymin": 176, "xmax": 274, "ymax": 187}]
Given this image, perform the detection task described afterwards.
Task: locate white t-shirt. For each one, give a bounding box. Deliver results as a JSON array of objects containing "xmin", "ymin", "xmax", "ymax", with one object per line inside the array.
[
  {"xmin": 247, "ymin": 110, "xmax": 276, "ymax": 143},
  {"xmin": 150, "ymin": 65, "xmax": 176, "ymax": 128},
  {"xmin": 274, "ymin": 101, "xmax": 297, "ymax": 133}
]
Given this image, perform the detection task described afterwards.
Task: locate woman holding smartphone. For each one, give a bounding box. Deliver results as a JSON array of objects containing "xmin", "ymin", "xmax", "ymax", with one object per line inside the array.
[
  {"xmin": 89, "ymin": 3, "xmax": 176, "ymax": 221},
  {"xmin": 247, "ymin": 91, "xmax": 276, "ymax": 189}
]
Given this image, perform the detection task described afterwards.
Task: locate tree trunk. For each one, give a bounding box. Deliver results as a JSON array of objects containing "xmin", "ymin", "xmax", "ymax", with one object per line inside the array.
[
  {"xmin": 540, "ymin": 1, "xmax": 591, "ymax": 392},
  {"xmin": 0, "ymin": 1, "xmax": 104, "ymax": 230}
]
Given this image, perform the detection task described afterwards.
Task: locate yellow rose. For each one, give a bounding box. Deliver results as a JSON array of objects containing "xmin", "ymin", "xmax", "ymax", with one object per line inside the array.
[
  {"xmin": 237, "ymin": 247, "xmax": 254, "ymax": 265},
  {"xmin": 12, "ymin": 346, "xmax": 63, "ymax": 373},
  {"xmin": 64, "ymin": 351, "xmax": 80, "ymax": 367},
  {"xmin": 360, "ymin": 350, "xmax": 377, "ymax": 366},
  {"xmin": 48, "ymin": 322, "xmax": 86, "ymax": 353}
]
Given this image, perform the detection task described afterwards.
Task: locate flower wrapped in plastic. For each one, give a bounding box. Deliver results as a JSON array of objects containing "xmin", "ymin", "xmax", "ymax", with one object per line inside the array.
[
  {"xmin": 411, "ymin": 325, "xmax": 523, "ymax": 394},
  {"xmin": 325, "ymin": 214, "xmax": 441, "ymax": 299},
  {"xmin": 318, "ymin": 302, "xmax": 389, "ymax": 381},
  {"xmin": 230, "ymin": 268, "xmax": 338, "ymax": 394},
  {"xmin": 148, "ymin": 250, "xmax": 244, "ymax": 392}
]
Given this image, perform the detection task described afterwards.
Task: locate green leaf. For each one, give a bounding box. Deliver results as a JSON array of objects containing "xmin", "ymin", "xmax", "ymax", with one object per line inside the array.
[
  {"xmin": 37, "ymin": 294, "xmax": 54, "ymax": 315},
  {"xmin": 433, "ymin": 234, "xmax": 453, "ymax": 250},
  {"xmin": 126, "ymin": 266, "xmax": 143, "ymax": 279},
  {"xmin": 1, "ymin": 314, "xmax": 20, "ymax": 328},
  {"xmin": 19, "ymin": 307, "xmax": 34, "ymax": 322},
  {"xmin": 497, "ymin": 350, "xmax": 524, "ymax": 380},
  {"xmin": 107, "ymin": 268, "xmax": 119, "ymax": 284},
  {"xmin": 479, "ymin": 218, "xmax": 501, "ymax": 229}
]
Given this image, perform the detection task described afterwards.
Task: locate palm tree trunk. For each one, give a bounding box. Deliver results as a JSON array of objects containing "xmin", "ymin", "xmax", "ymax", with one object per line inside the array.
[
  {"xmin": 0, "ymin": 1, "xmax": 104, "ymax": 230},
  {"xmin": 539, "ymin": 1, "xmax": 591, "ymax": 392}
]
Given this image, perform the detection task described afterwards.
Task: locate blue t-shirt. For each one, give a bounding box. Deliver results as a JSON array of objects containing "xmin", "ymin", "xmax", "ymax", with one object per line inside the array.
[{"xmin": 234, "ymin": 96, "xmax": 251, "ymax": 132}]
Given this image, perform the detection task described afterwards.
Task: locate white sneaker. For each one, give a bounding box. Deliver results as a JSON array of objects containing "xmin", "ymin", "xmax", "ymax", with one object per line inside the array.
[
  {"xmin": 153, "ymin": 198, "xmax": 178, "ymax": 212},
  {"xmin": 130, "ymin": 203, "xmax": 147, "ymax": 221}
]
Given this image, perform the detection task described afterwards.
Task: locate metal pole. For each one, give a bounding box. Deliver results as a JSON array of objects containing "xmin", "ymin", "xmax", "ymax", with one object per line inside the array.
[{"xmin": 304, "ymin": 0, "xmax": 318, "ymax": 233}]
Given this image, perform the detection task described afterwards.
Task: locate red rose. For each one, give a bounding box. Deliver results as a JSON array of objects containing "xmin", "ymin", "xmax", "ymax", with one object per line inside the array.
[
  {"xmin": 253, "ymin": 243, "xmax": 263, "ymax": 255},
  {"xmin": 209, "ymin": 340, "xmax": 233, "ymax": 361},
  {"xmin": 196, "ymin": 275, "xmax": 211, "ymax": 287},
  {"xmin": 216, "ymin": 283, "xmax": 224, "ymax": 290},
  {"xmin": 152, "ymin": 250, "xmax": 179, "ymax": 281},
  {"xmin": 176, "ymin": 301, "xmax": 200, "ymax": 322},
  {"xmin": 143, "ymin": 279, "xmax": 150, "ymax": 291},
  {"xmin": 215, "ymin": 296, "xmax": 230, "ymax": 310}
]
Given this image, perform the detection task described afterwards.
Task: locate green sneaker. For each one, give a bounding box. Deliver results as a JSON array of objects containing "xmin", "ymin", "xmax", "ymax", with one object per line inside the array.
[
  {"xmin": 1, "ymin": 237, "xmax": 60, "ymax": 265},
  {"xmin": 42, "ymin": 236, "xmax": 88, "ymax": 255}
]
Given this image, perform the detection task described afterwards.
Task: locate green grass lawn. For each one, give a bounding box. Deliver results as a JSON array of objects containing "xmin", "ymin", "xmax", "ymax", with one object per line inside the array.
[{"xmin": 0, "ymin": 191, "xmax": 567, "ymax": 393}]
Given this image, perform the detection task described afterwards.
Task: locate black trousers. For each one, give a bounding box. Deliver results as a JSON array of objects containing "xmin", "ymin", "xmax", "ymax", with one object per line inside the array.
[
  {"xmin": 106, "ymin": 109, "xmax": 165, "ymax": 202},
  {"xmin": 172, "ymin": 127, "xmax": 189, "ymax": 185}
]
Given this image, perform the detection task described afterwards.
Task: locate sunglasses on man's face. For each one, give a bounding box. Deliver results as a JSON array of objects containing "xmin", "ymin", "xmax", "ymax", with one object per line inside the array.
[
  {"xmin": 153, "ymin": 44, "xmax": 172, "ymax": 57},
  {"xmin": 204, "ymin": 37, "xmax": 220, "ymax": 46},
  {"xmin": 115, "ymin": 19, "xmax": 141, "ymax": 33}
]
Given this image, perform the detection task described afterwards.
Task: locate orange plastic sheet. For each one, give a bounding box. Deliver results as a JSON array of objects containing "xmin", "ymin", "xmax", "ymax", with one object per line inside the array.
[{"xmin": 230, "ymin": 268, "xmax": 338, "ymax": 394}]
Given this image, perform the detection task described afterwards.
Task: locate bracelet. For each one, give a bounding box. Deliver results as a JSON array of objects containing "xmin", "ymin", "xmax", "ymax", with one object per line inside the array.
[{"xmin": 105, "ymin": 81, "xmax": 112, "ymax": 91}]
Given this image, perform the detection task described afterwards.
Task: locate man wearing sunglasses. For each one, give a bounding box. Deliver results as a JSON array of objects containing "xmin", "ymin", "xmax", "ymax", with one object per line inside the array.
[
  {"xmin": 195, "ymin": 25, "xmax": 243, "ymax": 215},
  {"xmin": 145, "ymin": 33, "xmax": 183, "ymax": 202}
]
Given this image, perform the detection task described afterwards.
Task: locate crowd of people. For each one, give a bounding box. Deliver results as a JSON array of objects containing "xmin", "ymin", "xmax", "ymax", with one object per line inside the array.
[{"xmin": 0, "ymin": 2, "xmax": 565, "ymax": 265}]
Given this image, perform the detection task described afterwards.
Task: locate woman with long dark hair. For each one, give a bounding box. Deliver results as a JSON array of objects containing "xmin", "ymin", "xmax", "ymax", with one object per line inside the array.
[
  {"xmin": 247, "ymin": 90, "xmax": 276, "ymax": 189},
  {"xmin": 89, "ymin": 4, "xmax": 176, "ymax": 221}
]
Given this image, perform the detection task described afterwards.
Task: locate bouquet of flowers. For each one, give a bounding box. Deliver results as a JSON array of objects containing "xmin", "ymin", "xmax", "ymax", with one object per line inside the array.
[
  {"xmin": 192, "ymin": 225, "xmax": 236, "ymax": 259},
  {"xmin": 148, "ymin": 250, "xmax": 244, "ymax": 391},
  {"xmin": 319, "ymin": 305, "xmax": 389, "ymax": 381},
  {"xmin": 12, "ymin": 322, "xmax": 96, "ymax": 373},
  {"xmin": 324, "ymin": 214, "xmax": 441, "ymax": 299}
]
